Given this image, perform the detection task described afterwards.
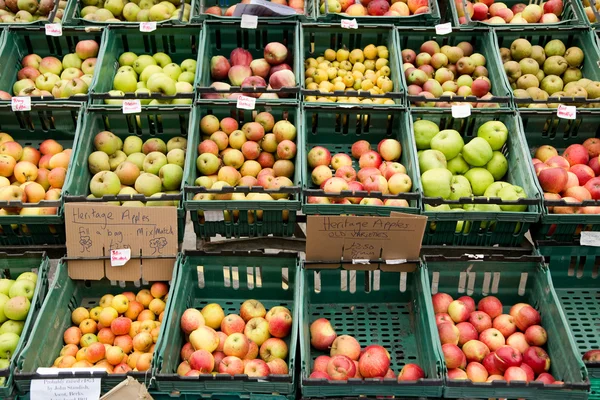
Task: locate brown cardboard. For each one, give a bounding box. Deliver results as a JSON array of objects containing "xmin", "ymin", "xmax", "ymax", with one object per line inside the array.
[
  {"xmin": 65, "ymin": 203, "xmax": 178, "ymax": 281},
  {"xmin": 100, "ymin": 377, "xmax": 153, "ymax": 400},
  {"xmin": 305, "ymin": 213, "xmax": 427, "ymax": 271}
]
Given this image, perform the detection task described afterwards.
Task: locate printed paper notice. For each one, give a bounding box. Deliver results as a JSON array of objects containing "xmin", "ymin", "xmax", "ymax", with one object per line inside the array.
[
  {"xmin": 111, "ymin": 248, "xmax": 131, "ymax": 266},
  {"xmin": 237, "ymin": 95, "xmax": 256, "ymax": 110},
  {"xmin": 45, "ymin": 23, "xmax": 62, "ymax": 36},
  {"xmin": 11, "ymin": 96, "xmax": 31, "ymax": 111},
  {"xmin": 30, "ymin": 378, "xmax": 101, "ymax": 400}
]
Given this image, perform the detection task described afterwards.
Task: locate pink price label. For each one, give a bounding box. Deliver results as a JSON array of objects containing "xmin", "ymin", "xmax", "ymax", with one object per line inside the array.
[
  {"xmin": 341, "ymin": 19, "xmax": 358, "ymax": 29},
  {"xmin": 11, "ymin": 97, "xmax": 31, "ymax": 112},
  {"xmin": 45, "ymin": 23, "xmax": 62, "ymax": 36},
  {"xmin": 140, "ymin": 22, "xmax": 157, "ymax": 32},
  {"xmin": 110, "ymin": 249, "xmax": 131, "ymax": 267},
  {"xmin": 236, "ymin": 95, "xmax": 256, "ymax": 110},
  {"xmin": 557, "ymin": 104, "xmax": 576, "ymax": 119},
  {"xmin": 122, "ymin": 99, "xmax": 142, "ymax": 114}
]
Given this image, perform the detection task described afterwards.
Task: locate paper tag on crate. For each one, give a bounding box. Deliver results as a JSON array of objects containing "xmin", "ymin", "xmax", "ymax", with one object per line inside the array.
[
  {"xmin": 451, "ymin": 104, "xmax": 471, "ymax": 118},
  {"xmin": 122, "ymin": 99, "xmax": 141, "ymax": 114},
  {"xmin": 204, "ymin": 211, "xmax": 225, "ymax": 222},
  {"xmin": 557, "ymin": 104, "xmax": 576, "ymax": 119},
  {"xmin": 341, "ymin": 19, "xmax": 358, "ymax": 29},
  {"xmin": 385, "ymin": 259, "xmax": 407, "ymax": 264},
  {"xmin": 241, "ymin": 14, "xmax": 258, "ymax": 28},
  {"xmin": 581, "ymin": 231, "xmax": 600, "ymax": 247},
  {"xmin": 30, "ymin": 378, "xmax": 101, "ymax": 400},
  {"xmin": 45, "ymin": 23, "xmax": 62, "ymax": 36},
  {"xmin": 435, "ymin": 22, "xmax": 452, "ymax": 35},
  {"xmin": 352, "ymin": 259, "xmax": 370, "ymax": 265},
  {"xmin": 111, "ymin": 248, "xmax": 131, "ymax": 267},
  {"xmin": 140, "ymin": 21, "xmax": 157, "ymax": 32},
  {"xmin": 237, "ymin": 95, "xmax": 256, "ymax": 110},
  {"xmin": 11, "ymin": 96, "xmax": 31, "ymax": 111}
]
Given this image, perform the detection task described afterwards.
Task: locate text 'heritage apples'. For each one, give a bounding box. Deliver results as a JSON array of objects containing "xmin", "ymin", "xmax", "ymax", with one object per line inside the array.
[{"xmin": 177, "ymin": 300, "xmax": 293, "ymax": 377}]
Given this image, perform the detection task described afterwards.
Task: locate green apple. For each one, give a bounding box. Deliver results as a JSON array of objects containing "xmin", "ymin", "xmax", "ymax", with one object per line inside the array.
[
  {"xmin": 430, "ymin": 129, "xmax": 464, "ymax": 160},
  {"xmin": 424, "ymin": 204, "xmax": 451, "ymax": 211},
  {"xmin": 485, "ymin": 151, "xmax": 508, "ymax": 180},
  {"xmin": 175, "ymin": 81, "xmax": 193, "ymax": 94},
  {"xmin": 128, "ymin": 153, "xmax": 147, "ymax": 170},
  {"xmin": 135, "ymin": 88, "xmax": 152, "ymax": 105},
  {"xmin": 320, "ymin": 0, "xmax": 341, "ymax": 13},
  {"xmin": 462, "ymin": 137, "xmax": 493, "ymax": 167},
  {"xmin": 104, "ymin": 0, "xmax": 124, "ymax": 16},
  {"xmin": 123, "ymin": 2, "xmax": 140, "ymax": 20},
  {"xmin": 477, "ymin": 121, "xmax": 508, "ymax": 150},
  {"xmin": 498, "ymin": 185, "xmax": 527, "ymax": 212},
  {"xmin": 143, "ymin": 152, "xmax": 168, "ymax": 175},
  {"xmin": 464, "ymin": 168, "xmax": 494, "ymax": 196},
  {"xmin": 105, "ymin": 90, "xmax": 125, "ymax": 105},
  {"xmin": 134, "ymin": 173, "xmax": 162, "ymax": 196},
  {"xmin": 113, "ymin": 70, "xmax": 138, "ymax": 93},
  {"xmin": 133, "ymin": 55, "xmax": 157, "ymax": 75},
  {"xmin": 137, "ymin": 81, "xmax": 147, "ymax": 89},
  {"xmin": 471, "ymin": 202, "xmax": 502, "ymax": 228},
  {"xmin": 152, "ymin": 52, "xmax": 172, "ymax": 68},
  {"xmin": 0, "ymin": 321, "xmax": 24, "ymax": 336},
  {"xmin": 147, "ymin": 73, "xmax": 177, "ymax": 95},
  {"xmin": 178, "ymin": 71, "xmax": 195, "ymax": 84},
  {"xmin": 449, "ymin": 175, "xmax": 472, "ymax": 207},
  {"xmin": 447, "ymin": 154, "xmax": 469, "ymax": 175},
  {"xmin": 0, "ymin": 294, "xmax": 8, "ymax": 324},
  {"xmin": 413, "ymin": 120, "xmax": 440, "ymax": 150},
  {"xmin": 90, "ymin": 171, "xmax": 121, "ymax": 197},
  {"xmin": 139, "ymin": 0, "xmax": 157, "ymax": 9},
  {"xmin": 119, "ymin": 52, "xmax": 138, "ymax": 67},
  {"xmin": 139, "ymin": 65, "xmax": 163, "ymax": 83},
  {"xmin": 419, "ymin": 150, "xmax": 447, "ymax": 173},
  {"xmin": 4, "ymin": 296, "xmax": 30, "ymax": 321},
  {"xmin": 180, "ymin": 59, "xmax": 197, "ymax": 73},
  {"xmin": 0, "ymin": 358, "xmax": 9, "ymax": 369},
  {"xmin": 146, "ymin": 192, "xmax": 172, "ymax": 207},
  {"xmin": 483, "ymin": 181, "xmax": 511, "ymax": 198},
  {"xmin": 162, "ymin": 63, "xmax": 182, "ymax": 81},
  {"xmin": 0, "ymin": 332, "xmax": 19, "ymax": 359},
  {"xmin": 35, "ymin": 73, "xmax": 60, "ymax": 92},
  {"xmin": 118, "ymin": 65, "xmax": 137, "ymax": 78},
  {"xmin": 159, "ymin": 164, "xmax": 183, "ymax": 190},
  {"xmin": 95, "ymin": 8, "xmax": 115, "ymax": 20},
  {"xmin": 166, "ymin": 149, "xmax": 185, "ymax": 168},
  {"xmin": 62, "ymin": 53, "xmax": 82, "ymax": 70},
  {"xmin": 0, "ymin": 280, "xmax": 14, "ymax": 297},
  {"xmin": 421, "ymin": 168, "xmax": 452, "ymax": 198},
  {"xmin": 123, "ymin": 136, "xmax": 143, "ymax": 155},
  {"xmin": 8, "ymin": 280, "xmax": 34, "ymax": 301}
]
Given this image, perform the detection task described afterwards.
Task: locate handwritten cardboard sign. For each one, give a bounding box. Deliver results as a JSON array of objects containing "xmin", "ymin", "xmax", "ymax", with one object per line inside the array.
[
  {"xmin": 305, "ymin": 213, "xmax": 426, "ymax": 271},
  {"xmin": 65, "ymin": 203, "xmax": 177, "ymax": 281}
]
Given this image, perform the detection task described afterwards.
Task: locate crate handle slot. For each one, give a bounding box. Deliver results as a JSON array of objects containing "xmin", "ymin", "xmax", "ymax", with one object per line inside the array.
[
  {"xmin": 314, "ymin": 270, "xmax": 321, "ymax": 293},
  {"xmin": 247, "ymin": 267, "xmax": 255, "ymax": 290}
]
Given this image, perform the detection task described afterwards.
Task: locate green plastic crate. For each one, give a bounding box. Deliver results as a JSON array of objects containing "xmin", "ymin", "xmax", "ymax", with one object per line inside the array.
[
  {"xmin": 493, "ymin": 27, "xmax": 600, "ymax": 108},
  {"xmin": 411, "ymin": 109, "xmax": 542, "ymax": 247},
  {"xmin": 184, "ymin": 102, "xmax": 301, "ymax": 239},
  {"xmin": 62, "ymin": 106, "xmax": 191, "ymax": 243},
  {"xmin": 62, "ymin": 0, "xmax": 190, "ymax": 27},
  {"xmin": 301, "ymin": 105, "xmax": 421, "ymax": 215},
  {"xmin": 0, "ymin": 27, "xmax": 103, "ymax": 103},
  {"xmin": 448, "ymin": 0, "xmax": 582, "ymax": 27},
  {"xmin": 315, "ymin": 0, "xmax": 440, "ymax": 25},
  {"xmin": 300, "ymin": 263, "xmax": 444, "ymax": 397},
  {"xmin": 519, "ymin": 109, "xmax": 600, "ymax": 242},
  {"xmin": 190, "ymin": 0, "xmax": 315, "ymax": 22},
  {"xmin": 0, "ymin": 103, "xmax": 83, "ymax": 246},
  {"xmin": 196, "ymin": 21, "xmax": 301, "ymax": 100},
  {"xmin": 14, "ymin": 258, "xmax": 179, "ymax": 395},
  {"xmin": 574, "ymin": 0, "xmax": 600, "ymax": 29},
  {"xmin": 397, "ymin": 28, "xmax": 512, "ymax": 109},
  {"xmin": 89, "ymin": 26, "xmax": 200, "ymax": 106},
  {"xmin": 424, "ymin": 254, "xmax": 590, "ymax": 399},
  {"xmin": 300, "ymin": 24, "xmax": 404, "ymax": 106},
  {"xmin": 0, "ymin": 252, "xmax": 49, "ymax": 399},
  {"xmin": 154, "ymin": 252, "xmax": 299, "ymax": 398}
]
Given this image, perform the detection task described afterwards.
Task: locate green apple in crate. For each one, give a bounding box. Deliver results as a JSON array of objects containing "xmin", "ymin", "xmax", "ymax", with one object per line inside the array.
[
  {"xmin": 176, "ymin": 300, "xmax": 293, "ymax": 377},
  {"xmin": 81, "ymin": 0, "xmax": 191, "ymax": 22}
]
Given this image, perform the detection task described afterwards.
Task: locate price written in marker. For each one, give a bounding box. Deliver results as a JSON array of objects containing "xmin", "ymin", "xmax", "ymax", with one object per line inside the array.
[
  {"xmin": 110, "ymin": 248, "xmax": 131, "ymax": 267},
  {"xmin": 140, "ymin": 21, "xmax": 157, "ymax": 32},
  {"xmin": 122, "ymin": 99, "xmax": 142, "ymax": 114},
  {"xmin": 435, "ymin": 22, "xmax": 452, "ymax": 35},
  {"xmin": 241, "ymin": 14, "xmax": 258, "ymax": 28},
  {"xmin": 557, "ymin": 104, "xmax": 576, "ymax": 119},
  {"xmin": 237, "ymin": 95, "xmax": 256, "ymax": 110},
  {"xmin": 11, "ymin": 96, "xmax": 31, "ymax": 112},
  {"xmin": 45, "ymin": 23, "xmax": 62, "ymax": 36},
  {"xmin": 452, "ymin": 104, "xmax": 471, "ymax": 118},
  {"xmin": 341, "ymin": 19, "xmax": 358, "ymax": 29}
]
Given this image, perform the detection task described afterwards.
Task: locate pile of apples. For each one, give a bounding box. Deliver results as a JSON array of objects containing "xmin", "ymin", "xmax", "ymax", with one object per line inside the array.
[
  {"xmin": 7, "ymin": 40, "xmax": 98, "ymax": 99},
  {"xmin": 415, "ymin": 120, "xmax": 529, "ymax": 211},
  {"xmin": 80, "ymin": 0, "xmax": 190, "ymax": 22},
  {"xmin": 306, "ymin": 139, "xmax": 412, "ymax": 206},
  {"xmin": 204, "ymin": 0, "xmax": 304, "ymax": 17},
  {"xmin": 0, "ymin": 136, "xmax": 70, "ymax": 217},
  {"xmin": 87, "ymin": 131, "xmax": 186, "ymax": 206},
  {"xmin": 0, "ymin": 271, "xmax": 39, "ymax": 383},
  {"xmin": 582, "ymin": 0, "xmax": 600, "ymax": 22},
  {"xmin": 0, "ymin": 0, "xmax": 65, "ymax": 23},
  {"xmin": 455, "ymin": 0, "xmax": 565, "ymax": 24},
  {"xmin": 205, "ymin": 43, "xmax": 295, "ymax": 101},
  {"xmin": 433, "ymin": 293, "xmax": 561, "ymax": 384},
  {"xmin": 319, "ymin": 0, "xmax": 430, "ymax": 16},
  {"xmin": 193, "ymin": 113, "xmax": 296, "ymax": 201},
  {"xmin": 502, "ymin": 38, "xmax": 600, "ymax": 107},
  {"xmin": 308, "ymin": 317, "xmax": 425, "ymax": 381},
  {"xmin": 177, "ymin": 300, "xmax": 292, "ymax": 377},
  {"xmin": 52, "ymin": 283, "xmax": 169, "ymax": 372},
  {"xmin": 106, "ymin": 52, "xmax": 196, "ymax": 105},
  {"xmin": 304, "ymin": 44, "xmax": 395, "ymax": 104},
  {"xmin": 404, "ymin": 40, "xmax": 496, "ymax": 107},
  {"xmin": 533, "ymin": 141, "xmax": 600, "ymax": 214}
]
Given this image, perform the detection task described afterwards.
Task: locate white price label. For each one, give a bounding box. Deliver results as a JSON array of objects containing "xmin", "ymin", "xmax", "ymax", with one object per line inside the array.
[
  {"xmin": 581, "ymin": 231, "xmax": 600, "ymax": 247},
  {"xmin": 385, "ymin": 259, "xmax": 407, "ymax": 264},
  {"xmin": 140, "ymin": 21, "xmax": 157, "ymax": 32},
  {"xmin": 110, "ymin": 248, "xmax": 131, "ymax": 267},
  {"xmin": 45, "ymin": 23, "xmax": 62, "ymax": 36},
  {"xmin": 30, "ymin": 378, "xmax": 101, "ymax": 400},
  {"xmin": 352, "ymin": 259, "xmax": 370, "ymax": 265},
  {"xmin": 204, "ymin": 211, "xmax": 225, "ymax": 221},
  {"xmin": 435, "ymin": 22, "xmax": 452, "ymax": 35},
  {"xmin": 11, "ymin": 96, "xmax": 31, "ymax": 111},
  {"xmin": 237, "ymin": 95, "xmax": 256, "ymax": 110},
  {"xmin": 557, "ymin": 104, "xmax": 576, "ymax": 119},
  {"xmin": 122, "ymin": 99, "xmax": 142, "ymax": 114},
  {"xmin": 451, "ymin": 104, "xmax": 471, "ymax": 118},
  {"xmin": 341, "ymin": 19, "xmax": 358, "ymax": 29},
  {"xmin": 241, "ymin": 14, "xmax": 258, "ymax": 28}
]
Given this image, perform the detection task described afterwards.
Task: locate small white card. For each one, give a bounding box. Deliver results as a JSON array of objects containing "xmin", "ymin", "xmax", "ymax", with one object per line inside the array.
[
  {"xmin": 45, "ymin": 23, "xmax": 62, "ymax": 36},
  {"xmin": 581, "ymin": 231, "xmax": 600, "ymax": 247},
  {"xmin": 341, "ymin": 19, "xmax": 358, "ymax": 29},
  {"xmin": 557, "ymin": 104, "xmax": 576, "ymax": 120},
  {"xmin": 122, "ymin": 99, "xmax": 142, "ymax": 114},
  {"xmin": 30, "ymin": 378, "xmax": 101, "ymax": 400},
  {"xmin": 435, "ymin": 23, "xmax": 452, "ymax": 35},
  {"xmin": 237, "ymin": 95, "xmax": 256, "ymax": 110},
  {"xmin": 451, "ymin": 104, "xmax": 471, "ymax": 118},
  {"xmin": 204, "ymin": 211, "xmax": 225, "ymax": 222},
  {"xmin": 241, "ymin": 14, "xmax": 258, "ymax": 28},
  {"xmin": 11, "ymin": 96, "xmax": 31, "ymax": 111},
  {"xmin": 385, "ymin": 259, "xmax": 407, "ymax": 264},
  {"xmin": 139, "ymin": 21, "xmax": 157, "ymax": 32},
  {"xmin": 352, "ymin": 259, "xmax": 370, "ymax": 264},
  {"xmin": 110, "ymin": 249, "xmax": 131, "ymax": 267}
]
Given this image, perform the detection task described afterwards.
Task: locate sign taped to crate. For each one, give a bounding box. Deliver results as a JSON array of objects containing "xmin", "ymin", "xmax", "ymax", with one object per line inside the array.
[
  {"xmin": 306, "ymin": 212, "xmax": 426, "ymax": 271},
  {"xmin": 64, "ymin": 203, "xmax": 177, "ymax": 281},
  {"xmin": 30, "ymin": 378, "xmax": 100, "ymax": 400}
]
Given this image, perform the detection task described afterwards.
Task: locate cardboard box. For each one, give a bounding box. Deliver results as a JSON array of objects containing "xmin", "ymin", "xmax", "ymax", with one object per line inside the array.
[
  {"xmin": 64, "ymin": 203, "xmax": 178, "ymax": 281},
  {"xmin": 305, "ymin": 212, "xmax": 427, "ymax": 271}
]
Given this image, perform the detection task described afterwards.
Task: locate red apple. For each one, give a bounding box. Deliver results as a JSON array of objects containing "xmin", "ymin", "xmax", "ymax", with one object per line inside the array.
[
  {"xmin": 435, "ymin": 313, "xmax": 454, "ymax": 326},
  {"xmin": 546, "ymin": 155, "xmax": 570, "ymax": 170},
  {"xmin": 584, "ymin": 138, "xmax": 600, "ymax": 158},
  {"xmin": 477, "ymin": 296, "xmax": 503, "ymax": 319},
  {"xmin": 569, "ymin": 164, "xmax": 595, "ymax": 186},
  {"xmin": 479, "ymin": 328, "xmax": 505, "ymax": 352},
  {"xmin": 536, "ymin": 372, "xmax": 555, "ymax": 384},
  {"xmin": 483, "ymin": 352, "xmax": 503, "ymax": 375},
  {"xmin": 456, "ymin": 322, "xmax": 479, "ymax": 347},
  {"xmin": 514, "ymin": 305, "xmax": 541, "ymax": 332},
  {"xmin": 520, "ymin": 362, "xmax": 535, "ymax": 381},
  {"xmin": 438, "ymin": 322, "xmax": 460, "ymax": 345},
  {"xmin": 326, "ymin": 355, "xmax": 356, "ymax": 380},
  {"xmin": 564, "ymin": 144, "xmax": 589, "ymax": 166},
  {"xmin": 504, "ymin": 366, "xmax": 528, "ymax": 382},
  {"xmin": 462, "ymin": 340, "xmax": 490, "ymax": 363},
  {"xmin": 492, "ymin": 314, "xmax": 517, "ymax": 338},
  {"xmin": 313, "ymin": 355, "xmax": 331, "ymax": 373},
  {"xmin": 523, "ymin": 346, "xmax": 551, "ymax": 375},
  {"xmin": 494, "ymin": 345, "xmax": 522, "ymax": 372},
  {"xmin": 584, "ymin": 177, "xmax": 600, "ymax": 199},
  {"xmin": 358, "ymin": 345, "xmax": 390, "ymax": 378},
  {"xmin": 589, "ymin": 157, "xmax": 600, "ymax": 176},
  {"xmin": 466, "ymin": 361, "xmax": 489, "ymax": 382},
  {"xmin": 506, "ymin": 332, "xmax": 530, "ymax": 354},
  {"xmin": 447, "ymin": 368, "xmax": 468, "ymax": 380},
  {"xmin": 563, "ymin": 186, "xmax": 592, "ymax": 202},
  {"xmin": 432, "ymin": 293, "xmax": 453, "ymax": 314},
  {"xmin": 448, "ymin": 300, "xmax": 470, "ymax": 323},
  {"xmin": 442, "ymin": 343, "xmax": 466, "ymax": 369},
  {"xmin": 397, "ymin": 364, "xmax": 425, "ymax": 381},
  {"xmin": 539, "ymin": 167, "xmax": 569, "ymax": 194},
  {"xmin": 469, "ymin": 311, "xmax": 492, "ymax": 333},
  {"xmin": 457, "ymin": 296, "xmax": 476, "ymax": 314}
]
